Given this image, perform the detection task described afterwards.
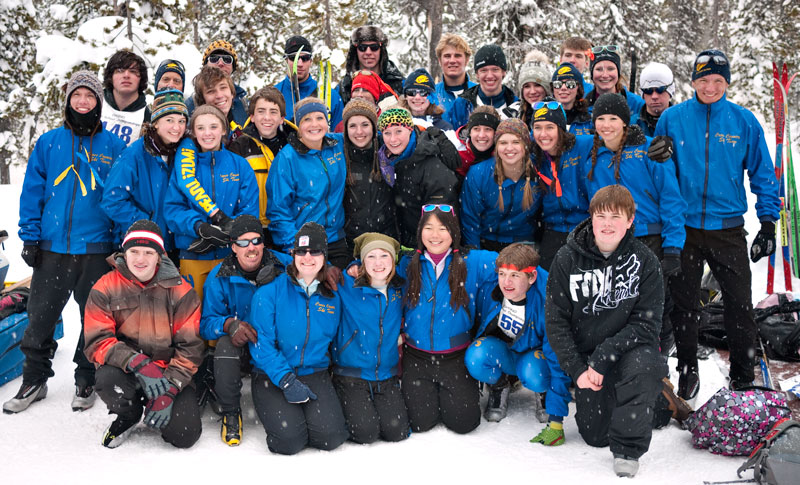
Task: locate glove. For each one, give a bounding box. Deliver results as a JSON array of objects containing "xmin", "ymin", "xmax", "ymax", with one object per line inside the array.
[
  {"xmin": 647, "ymin": 135, "xmax": 673, "ymax": 163},
  {"xmin": 187, "ymin": 237, "xmax": 217, "ymax": 254},
  {"xmin": 750, "ymin": 221, "xmax": 776, "ymax": 262},
  {"xmin": 127, "ymin": 354, "xmax": 171, "ymax": 400},
  {"xmin": 196, "ymin": 222, "xmax": 230, "ymax": 247},
  {"xmin": 227, "ymin": 319, "xmax": 258, "ymax": 347},
  {"xmin": 210, "ymin": 210, "xmax": 234, "ymax": 234},
  {"xmin": 279, "ymin": 372, "xmax": 317, "ymax": 404},
  {"xmin": 143, "ymin": 385, "xmax": 178, "ymax": 429},
  {"xmin": 529, "ymin": 423, "xmax": 565, "ymax": 446},
  {"xmin": 661, "ymin": 253, "xmax": 682, "ymax": 277},
  {"xmin": 21, "ymin": 245, "xmax": 41, "ymax": 268}
]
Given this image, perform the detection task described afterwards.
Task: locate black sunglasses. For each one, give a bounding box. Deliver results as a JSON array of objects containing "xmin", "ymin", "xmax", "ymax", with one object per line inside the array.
[
  {"xmin": 293, "ymin": 248, "xmax": 324, "ymax": 256},
  {"xmin": 641, "ymin": 85, "xmax": 671, "ymax": 95},
  {"xmin": 233, "ymin": 236, "xmax": 263, "ymax": 247},
  {"xmin": 286, "ymin": 54, "xmax": 312, "ymax": 63},
  {"xmin": 357, "ymin": 43, "xmax": 381, "ymax": 52},
  {"xmin": 208, "ymin": 54, "xmax": 234, "ymax": 65},
  {"xmin": 404, "ymin": 89, "xmax": 429, "ymax": 97},
  {"xmin": 552, "ymin": 80, "xmax": 577, "ymax": 90}
]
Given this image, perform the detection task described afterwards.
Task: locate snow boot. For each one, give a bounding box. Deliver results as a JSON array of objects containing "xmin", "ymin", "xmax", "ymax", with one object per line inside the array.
[
  {"xmin": 221, "ymin": 410, "xmax": 243, "ymax": 446},
  {"xmin": 102, "ymin": 415, "xmax": 139, "ymax": 448},
  {"xmin": 484, "ymin": 379, "xmax": 510, "ymax": 422},
  {"xmin": 613, "ymin": 454, "xmax": 639, "ymax": 478},
  {"xmin": 3, "ymin": 382, "xmax": 47, "ymax": 414},
  {"xmin": 661, "ymin": 377, "xmax": 693, "ymax": 423},
  {"xmin": 71, "ymin": 384, "xmax": 97, "ymax": 412},
  {"xmin": 678, "ymin": 366, "xmax": 699, "ymax": 400}
]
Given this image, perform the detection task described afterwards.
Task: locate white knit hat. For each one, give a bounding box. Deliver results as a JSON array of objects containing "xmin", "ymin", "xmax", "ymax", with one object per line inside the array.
[{"xmin": 639, "ymin": 62, "xmax": 675, "ymax": 97}]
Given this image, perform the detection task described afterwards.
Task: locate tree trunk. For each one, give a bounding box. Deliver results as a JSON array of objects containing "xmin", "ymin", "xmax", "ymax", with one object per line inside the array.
[
  {"xmin": 324, "ymin": 0, "xmax": 334, "ymax": 49},
  {"xmin": 427, "ymin": 0, "xmax": 443, "ymax": 81}
]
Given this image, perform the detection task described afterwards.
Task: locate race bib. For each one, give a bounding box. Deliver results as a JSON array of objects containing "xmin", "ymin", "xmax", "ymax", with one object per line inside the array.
[
  {"xmin": 101, "ymin": 104, "xmax": 146, "ymax": 146},
  {"xmin": 498, "ymin": 299, "xmax": 525, "ymax": 340}
]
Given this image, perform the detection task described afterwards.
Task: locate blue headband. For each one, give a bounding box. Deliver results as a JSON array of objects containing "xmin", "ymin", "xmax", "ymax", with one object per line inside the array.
[{"xmin": 296, "ymin": 102, "xmax": 328, "ymax": 122}]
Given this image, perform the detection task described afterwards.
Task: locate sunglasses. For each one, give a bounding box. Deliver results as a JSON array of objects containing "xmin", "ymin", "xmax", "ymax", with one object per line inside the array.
[
  {"xmin": 293, "ymin": 248, "xmax": 324, "ymax": 257},
  {"xmin": 591, "ymin": 45, "xmax": 619, "ymax": 54},
  {"xmin": 641, "ymin": 85, "xmax": 671, "ymax": 95},
  {"xmin": 233, "ymin": 236, "xmax": 263, "ymax": 247},
  {"xmin": 286, "ymin": 54, "xmax": 312, "ymax": 63},
  {"xmin": 533, "ymin": 101, "xmax": 567, "ymax": 119},
  {"xmin": 404, "ymin": 89, "xmax": 429, "ymax": 98},
  {"xmin": 551, "ymin": 80, "xmax": 577, "ymax": 90},
  {"xmin": 696, "ymin": 54, "xmax": 728, "ymax": 66},
  {"xmin": 422, "ymin": 204, "xmax": 454, "ymax": 215},
  {"xmin": 357, "ymin": 43, "xmax": 381, "ymax": 52},
  {"xmin": 208, "ymin": 54, "xmax": 234, "ymax": 65}
]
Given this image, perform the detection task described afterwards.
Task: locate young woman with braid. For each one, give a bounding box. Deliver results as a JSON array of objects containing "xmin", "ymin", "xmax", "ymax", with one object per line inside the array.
[
  {"xmin": 530, "ymin": 101, "xmax": 593, "ymax": 271},
  {"xmin": 585, "ymin": 93, "xmax": 686, "ymax": 355},
  {"xmin": 460, "ymin": 118, "xmax": 541, "ymax": 251}
]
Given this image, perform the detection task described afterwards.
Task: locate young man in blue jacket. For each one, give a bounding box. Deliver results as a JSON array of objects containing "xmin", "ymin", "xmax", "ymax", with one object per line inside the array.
[
  {"xmin": 654, "ymin": 50, "xmax": 781, "ymax": 399},
  {"xmin": 4, "ymin": 71, "xmax": 126, "ymax": 414}
]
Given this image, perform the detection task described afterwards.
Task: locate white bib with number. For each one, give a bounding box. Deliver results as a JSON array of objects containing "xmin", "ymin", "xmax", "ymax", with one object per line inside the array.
[
  {"xmin": 101, "ymin": 104, "xmax": 146, "ymax": 146},
  {"xmin": 498, "ymin": 299, "xmax": 526, "ymax": 340}
]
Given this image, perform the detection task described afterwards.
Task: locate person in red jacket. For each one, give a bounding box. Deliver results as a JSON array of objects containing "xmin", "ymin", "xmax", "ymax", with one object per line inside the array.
[{"xmin": 84, "ymin": 220, "xmax": 204, "ymax": 449}]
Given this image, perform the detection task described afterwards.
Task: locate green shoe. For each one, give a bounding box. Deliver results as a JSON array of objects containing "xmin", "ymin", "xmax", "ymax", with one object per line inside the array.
[{"xmin": 529, "ymin": 424, "xmax": 565, "ymax": 446}]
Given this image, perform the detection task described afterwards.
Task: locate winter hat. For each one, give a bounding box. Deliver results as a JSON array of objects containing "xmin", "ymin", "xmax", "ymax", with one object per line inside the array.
[
  {"xmin": 590, "ymin": 48, "xmax": 621, "ymax": 80},
  {"xmin": 284, "ymin": 35, "xmax": 313, "ymax": 58},
  {"xmin": 351, "ymin": 71, "xmax": 381, "ymax": 100},
  {"xmin": 350, "ymin": 25, "xmax": 387, "ymax": 45},
  {"xmin": 353, "ymin": 232, "xmax": 401, "ymax": 262},
  {"xmin": 66, "ymin": 70, "xmax": 103, "ymax": 105},
  {"xmin": 378, "ymin": 107, "xmax": 414, "ymax": 131},
  {"xmin": 551, "ymin": 62, "xmax": 583, "ymax": 85},
  {"xmin": 230, "ymin": 214, "xmax": 263, "ymax": 240},
  {"xmin": 123, "ymin": 220, "xmax": 165, "ymax": 254},
  {"xmin": 592, "ymin": 93, "xmax": 630, "ymax": 126},
  {"xmin": 640, "ymin": 62, "xmax": 675, "ymax": 97},
  {"xmin": 151, "ymin": 90, "xmax": 188, "ymax": 123},
  {"xmin": 295, "ymin": 97, "xmax": 328, "ymax": 124},
  {"xmin": 494, "ymin": 118, "xmax": 531, "ymax": 144},
  {"xmin": 154, "ymin": 59, "xmax": 186, "ymax": 92},
  {"xmin": 190, "ymin": 104, "xmax": 229, "ymax": 135},
  {"xmin": 294, "ymin": 222, "xmax": 328, "ymax": 256},
  {"xmin": 692, "ymin": 49, "xmax": 730, "ymax": 84},
  {"xmin": 203, "ymin": 40, "xmax": 238, "ymax": 71},
  {"xmin": 518, "ymin": 63, "xmax": 552, "ymax": 98},
  {"xmin": 474, "ymin": 44, "xmax": 507, "ymax": 72},
  {"xmin": 404, "ymin": 68, "xmax": 435, "ymax": 95},
  {"xmin": 532, "ymin": 102, "xmax": 567, "ymax": 132},
  {"xmin": 466, "ymin": 105, "xmax": 501, "ymax": 133},
  {"xmin": 343, "ymin": 99, "xmax": 378, "ymax": 127}
]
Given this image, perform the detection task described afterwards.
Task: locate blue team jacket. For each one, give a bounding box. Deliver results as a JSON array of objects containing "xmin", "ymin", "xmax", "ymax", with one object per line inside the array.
[
  {"xmin": 333, "ymin": 273, "xmax": 405, "ymax": 381},
  {"xmin": 248, "ymin": 272, "xmax": 340, "ymax": 385},
  {"xmin": 19, "ymin": 126, "xmax": 126, "ymax": 254},
  {"xmin": 398, "ymin": 249, "xmax": 497, "ymax": 352},
  {"xmin": 266, "ymin": 133, "xmax": 347, "ymax": 250},
  {"xmin": 585, "ymin": 127, "xmax": 686, "ymax": 251},
  {"xmin": 536, "ymin": 135, "xmax": 593, "ymax": 233},
  {"xmin": 654, "ymin": 93, "xmax": 780, "ymax": 229},
  {"xmin": 475, "ymin": 268, "xmax": 571, "ymax": 417},
  {"xmin": 163, "ymin": 138, "xmax": 259, "ymax": 260},
  {"xmin": 101, "ymin": 137, "xmax": 176, "ymax": 250},
  {"xmin": 460, "ymin": 158, "xmax": 541, "ymax": 247},
  {"xmin": 435, "ymin": 76, "xmax": 477, "ymax": 120},
  {"xmin": 275, "ymin": 75, "xmax": 344, "ymax": 130}
]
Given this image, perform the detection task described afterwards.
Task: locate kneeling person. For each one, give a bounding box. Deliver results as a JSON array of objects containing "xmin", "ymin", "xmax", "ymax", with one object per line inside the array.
[
  {"xmin": 84, "ymin": 220, "xmax": 204, "ymax": 448},
  {"xmin": 545, "ymin": 185, "xmax": 666, "ymax": 478}
]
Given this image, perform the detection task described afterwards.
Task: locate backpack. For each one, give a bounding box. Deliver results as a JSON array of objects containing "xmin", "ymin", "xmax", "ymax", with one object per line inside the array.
[
  {"xmin": 754, "ymin": 293, "xmax": 800, "ymax": 361},
  {"xmin": 685, "ymin": 386, "xmax": 791, "ymax": 456},
  {"xmin": 737, "ymin": 418, "xmax": 800, "ymax": 484}
]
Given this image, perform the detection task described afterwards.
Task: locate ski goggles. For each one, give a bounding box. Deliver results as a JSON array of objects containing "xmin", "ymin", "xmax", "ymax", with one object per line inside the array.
[
  {"xmin": 404, "ymin": 88, "xmax": 429, "ymax": 98},
  {"xmin": 208, "ymin": 54, "xmax": 234, "ymax": 65},
  {"xmin": 533, "ymin": 101, "xmax": 567, "ymax": 119},
  {"xmin": 233, "ymin": 236, "xmax": 263, "ymax": 248},
  {"xmin": 357, "ymin": 43, "xmax": 381, "ymax": 52},
  {"xmin": 293, "ymin": 248, "xmax": 324, "ymax": 257},
  {"xmin": 695, "ymin": 54, "xmax": 728, "ymax": 66},
  {"xmin": 641, "ymin": 84, "xmax": 672, "ymax": 95},
  {"xmin": 422, "ymin": 204, "xmax": 455, "ymax": 215},
  {"xmin": 591, "ymin": 45, "xmax": 619, "ymax": 54},
  {"xmin": 551, "ymin": 80, "xmax": 577, "ymax": 90}
]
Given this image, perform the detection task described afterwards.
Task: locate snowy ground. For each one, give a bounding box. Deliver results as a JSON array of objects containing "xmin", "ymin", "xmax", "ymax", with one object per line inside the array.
[{"xmin": 0, "ymin": 168, "xmax": 794, "ymax": 484}]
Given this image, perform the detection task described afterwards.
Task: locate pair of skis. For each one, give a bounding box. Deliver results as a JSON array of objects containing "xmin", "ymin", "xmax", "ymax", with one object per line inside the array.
[
  {"xmin": 286, "ymin": 52, "xmax": 332, "ymax": 122},
  {"xmin": 767, "ymin": 63, "xmax": 797, "ymax": 293}
]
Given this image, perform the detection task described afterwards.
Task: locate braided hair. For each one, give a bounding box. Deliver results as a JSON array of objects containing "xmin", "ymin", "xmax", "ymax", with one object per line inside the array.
[
  {"xmin": 587, "ymin": 125, "xmax": 629, "ymax": 182},
  {"xmin": 493, "ymin": 140, "xmax": 536, "ymax": 212}
]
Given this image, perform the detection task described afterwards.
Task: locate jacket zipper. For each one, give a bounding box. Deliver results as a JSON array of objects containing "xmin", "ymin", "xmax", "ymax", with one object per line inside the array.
[
  {"xmin": 299, "ymin": 296, "xmax": 310, "ymax": 367},
  {"xmin": 427, "ymin": 266, "xmax": 437, "ymax": 351},
  {"xmin": 66, "ymin": 136, "xmax": 81, "ymax": 252},
  {"xmin": 376, "ymin": 294, "xmax": 385, "ymax": 381},
  {"xmin": 701, "ymin": 105, "xmax": 711, "ymax": 228},
  {"xmin": 498, "ymin": 183, "xmax": 515, "ymax": 237},
  {"xmin": 318, "ymin": 153, "xmax": 331, "ymax": 226},
  {"xmin": 211, "ymin": 152, "xmax": 217, "ymax": 201}
]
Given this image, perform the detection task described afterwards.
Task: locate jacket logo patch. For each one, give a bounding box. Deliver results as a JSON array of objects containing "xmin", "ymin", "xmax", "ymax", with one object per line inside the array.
[
  {"xmin": 714, "ymin": 133, "xmax": 740, "ymax": 147},
  {"xmin": 568, "ymin": 254, "xmax": 641, "ymax": 315},
  {"xmin": 315, "ymin": 302, "xmax": 336, "ymax": 314},
  {"xmin": 220, "ymin": 172, "xmax": 240, "ymax": 183}
]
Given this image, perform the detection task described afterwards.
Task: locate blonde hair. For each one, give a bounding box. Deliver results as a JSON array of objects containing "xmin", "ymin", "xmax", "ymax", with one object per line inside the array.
[{"xmin": 436, "ymin": 33, "xmax": 473, "ymax": 59}]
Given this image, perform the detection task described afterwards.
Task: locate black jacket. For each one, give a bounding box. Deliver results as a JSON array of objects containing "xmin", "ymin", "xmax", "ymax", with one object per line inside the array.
[
  {"xmin": 392, "ymin": 129, "xmax": 460, "ymax": 247},
  {"xmin": 544, "ymin": 217, "xmax": 663, "ymax": 381},
  {"xmin": 338, "ymin": 59, "xmax": 405, "ymax": 105},
  {"xmin": 344, "ymin": 143, "xmax": 399, "ymax": 250}
]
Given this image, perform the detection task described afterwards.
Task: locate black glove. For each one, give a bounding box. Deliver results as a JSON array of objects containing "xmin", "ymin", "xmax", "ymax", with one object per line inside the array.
[
  {"xmin": 279, "ymin": 373, "xmax": 317, "ymax": 404},
  {"xmin": 21, "ymin": 245, "xmax": 40, "ymax": 268},
  {"xmin": 210, "ymin": 210, "xmax": 234, "ymax": 234},
  {"xmin": 227, "ymin": 319, "xmax": 258, "ymax": 347},
  {"xmin": 127, "ymin": 354, "xmax": 171, "ymax": 400},
  {"xmin": 195, "ymin": 222, "xmax": 229, "ymax": 247},
  {"xmin": 661, "ymin": 253, "xmax": 682, "ymax": 277},
  {"xmin": 144, "ymin": 385, "xmax": 178, "ymax": 429},
  {"xmin": 647, "ymin": 135, "xmax": 673, "ymax": 163},
  {"xmin": 750, "ymin": 221, "xmax": 776, "ymax": 262},
  {"xmin": 187, "ymin": 237, "xmax": 217, "ymax": 254}
]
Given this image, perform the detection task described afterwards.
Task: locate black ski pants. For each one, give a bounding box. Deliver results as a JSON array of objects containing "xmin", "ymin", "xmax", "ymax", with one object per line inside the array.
[
  {"xmin": 638, "ymin": 234, "xmax": 675, "ymax": 354},
  {"xmin": 333, "ymin": 374, "xmax": 409, "ymax": 444},
  {"xmin": 538, "ymin": 229, "xmax": 570, "ymax": 272},
  {"xmin": 213, "ymin": 335, "xmax": 247, "ymax": 414},
  {"xmin": 21, "ymin": 250, "xmax": 110, "ymax": 387}
]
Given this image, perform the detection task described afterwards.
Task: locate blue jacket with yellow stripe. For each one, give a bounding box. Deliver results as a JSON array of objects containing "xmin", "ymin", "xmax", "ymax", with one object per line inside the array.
[{"xmin": 19, "ymin": 125, "xmax": 126, "ymax": 254}]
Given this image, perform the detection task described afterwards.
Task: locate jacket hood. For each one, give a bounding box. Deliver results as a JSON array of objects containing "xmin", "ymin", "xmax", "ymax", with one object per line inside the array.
[{"xmin": 215, "ymin": 250, "xmax": 286, "ymax": 279}]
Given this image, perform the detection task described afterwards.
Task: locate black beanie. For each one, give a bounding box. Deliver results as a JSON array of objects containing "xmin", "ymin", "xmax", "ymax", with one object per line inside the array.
[
  {"xmin": 532, "ymin": 103, "xmax": 567, "ymax": 132},
  {"xmin": 592, "ymin": 93, "xmax": 630, "ymax": 126},
  {"xmin": 590, "ymin": 50, "xmax": 621, "ymax": 80},
  {"xmin": 284, "ymin": 35, "xmax": 313, "ymax": 58},
  {"xmin": 123, "ymin": 220, "xmax": 165, "ymax": 254},
  {"xmin": 466, "ymin": 106, "xmax": 501, "ymax": 133},
  {"xmin": 404, "ymin": 68, "xmax": 435, "ymax": 94},
  {"xmin": 294, "ymin": 222, "xmax": 328, "ymax": 256},
  {"xmin": 474, "ymin": 44, "xmax": 507, "ymax": 72},
  {"xmin": 230, "ymin": 214, "xmax": 262, "ymax": 240},
  {"xmin": 692, "ymin": 49, "xmax": 731, "ymax": 84}
]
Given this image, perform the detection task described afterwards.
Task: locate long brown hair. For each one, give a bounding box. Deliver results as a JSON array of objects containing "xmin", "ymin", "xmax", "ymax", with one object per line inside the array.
[
  {"xmin": 587, "ymin": 125, "xmax": 629, "ymax": 182},
  {"xmin": 343, "ymin": 113, "xmax": 381, "ymax": 186},
  {"xmin": 493, "ymin": 136, "xmax": 536, "ymax": 212},
  {"xmin": 532, "ymin": 126, "xmax": 575, "ymax": 192},
  {"xmin": 404, "ymin": 208, "xmax": 468, "ymax": 311}
]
